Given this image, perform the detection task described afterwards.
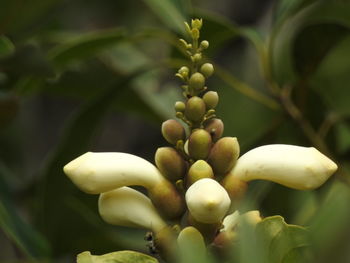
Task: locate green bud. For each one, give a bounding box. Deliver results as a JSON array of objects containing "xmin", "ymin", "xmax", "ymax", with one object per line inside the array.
[
  {"xmin": 192, "ymin": 53, "xmax": 202, "ymax": 63},
  {"xmin": 203, "ymin": 91, "xmax": 219, "ymax": 109},
  {"xmin": 200, "ymin": 63, "xmax": 214, "ymax": 78},
  {"xmin": 185, "ymin": 96, "xmax": 206, "ymax": 123},
  {"xmin": 161, "ymin": 119, "xmax": 186, "ymax": 145},
  {"xmin": 208, "ymin": 137, "xmax": 240, "ymax": 174},
  {"xmin": 188, "ymin": 129, "xmax": 212, "ymax": 160},
  {"xmin": 221, "ymin": 173, "xmax": 248, "ymax": 204},
  {"xmin": 187, "ymin": 160, "xmax": 214, "ymax": 186},
  {"xmin": 175, "ymin": 101, "xmax": 186, "ymax": 112},
  {"xmin": 189, "ymin": 73, "xmax": 205, "ymax": 91},
  {"xmin": 200, "ymin": 40, "xmax": 209, "ymax": 49},
  {"xmin": 191, "ymin": 18, "xmax": 203, "ymax": 30},
  {"xmin": 191, "ymin": 28, "xmax": 200, "ymax": 40},
  {"xmin": 204, "ymin": 118, "xmax": 224, "ymax": 142},
  {"xmin": 184, "ymin": 22, "xmax": 192, "ymax": 35},
  {"xmin": 155, "ymin": 147, "xmax": 187, "ymax": 182},
  {"xmin": 178, "ymin": 66, "xmax": 189, "ymax": 78}
]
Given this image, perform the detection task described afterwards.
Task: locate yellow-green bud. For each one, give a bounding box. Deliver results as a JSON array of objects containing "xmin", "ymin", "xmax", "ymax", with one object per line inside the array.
[
  {"xmin": 191, "ymin": 28, "xmax": 200, "ymax": 39},
  {"xmin": 191, "ymin": 18, "xmax": 203, "ymax": 30},
  {"xmin": 187, "ymin": 160, "xmax": 214, "ymax": 186},
  {"xmin": 185, "ymin": 96, "xmax": 206, "ymax": 122},
  {"xmin": 161, "ymin": 119, "xmax": 186, "ymax": 145},
  {"xmin": 200, "ymin": 63, "xmax": 214, "ymax": 78},
  {"xmin": 155, "ymin": 147, "xmax": 187, "ymax": 182},
  {"xmin": 208, "ymin": 137, "xmax": 240, "ymax": 174},
  {"xmin": 203, "ymin": 91, "xmax": 219, "ymax": 109},
  {"xmin": 175, "ymin": 101, "xmax": 186, "ymax": 112},
  {"xmin": 200, "ymin": 40, "xmax": 209, "ymax": 49},
  {"xmin": 221, "ymin": 173, "xmax": 248, "ymax": 204},
  {"xmin": 192, "ymin": 53, "xmax": 202, "ymax": 63},
  {"xmin": 204, "ymin": 118, "xmax": 224, "ymax": 142},
  {"xmin": 178, "ymin": 66, "xmax": 189, "ymax": 78},
  {"xmin": 188, "ymin": 129, "xmax": 212, "ymax": 160},
  {"xmin": 189, "ymin": 73, "xmax": 205, "ymax": 91}
]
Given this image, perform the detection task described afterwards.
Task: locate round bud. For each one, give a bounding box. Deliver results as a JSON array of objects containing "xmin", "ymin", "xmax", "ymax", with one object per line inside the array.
[
  {"xmin": 175, "ymin": 101, "xmax": 186, "ymax": 112},
  {"xmin": 161, "ymin": 119, "xmax": 186, "ymax": 145},
  {"xmin": 200, "ymin": 40, "xmax": 209, "ymax": 49},
  {"xmin": 187, "ymin": 160, "xmax": 214, "ymax": 186},
  {"xmin": 178, "ymin": 66, "xmax": 189, "ymax": 78},
  {"xmin": 200, "ymin": 63, "xmax": 214, "ymax": 78},
  {"xmin": 221, "ymin": 173, "xmax": 248, "ymax": 203},
  {"xmin": 189, "ymin": 72, "xmax": 205, "ymax": 91},
  {"xmin": 155, "ymin": 147, "xmax": 187, "ymax": 182},
  {"xmin": 208, "ymin": 137, "xmax": 240, "ymax": 174},
  {"xmin": 204, "ymin": 118, "xmax": 224, "ymax": 142},
  {"xmin": 186, "ymin": 178, "xmax": 231, "ymax": 223},
  {"xmin": 203, "ymin": 91, "xmax": 219, "ymax": 109},
  {"xmin": 188, "ymin": 129, "xmax": 212, "ymax": 160},
  {"xmin": 192, "ymin": 53, "xmax": 202, "ymax": 63},
  {"xmin": 185, "ymin": 96, "xmax": 206, "ymax": 123}
]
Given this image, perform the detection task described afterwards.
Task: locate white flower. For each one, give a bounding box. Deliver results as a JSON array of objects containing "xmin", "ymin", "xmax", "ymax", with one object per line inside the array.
[
  {"xmin": 98, "ymin": 187, "xmax": 166, "ymax": 232},
  {"xmin": 185, "ymin": 178, "xmax": 231, "ymax": 224},
  {"xmin": 63, "ymin": 152, "xmax": 165, "ymax": 194},
  {"xmin": 231, "ymin": 144, "xmax": 337, "ymax": 190}
]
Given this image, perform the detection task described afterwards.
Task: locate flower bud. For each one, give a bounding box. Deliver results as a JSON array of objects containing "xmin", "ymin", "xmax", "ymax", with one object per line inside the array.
[
  {"xmin": 208, "ymin": 137, "xmax": 240, "ymax": 175},
  {"xmin": 204, "ymin": 118, "xmax": 224, "ymax": 142},
  {"xmin": 185, "ymin": 96, "xmax": 206, "ymax": 123},
  {"xmin": 155, "ymin": 147, "xmax": 187, "ymax": 182},
  {"xmin": 178, "ymin": 66, "xmax": 189, "ymax": 78},
  {"xmin": 149, "ymin": 180, "xmax": 186, "ymax": 219},
  {"xmin": 191, "ymin": 18, "xmax": 203, "ymax": 30},
  {"xmin": 221, "ymin": 173, "xmax": 247, "ymax": 203},
  {"xmin": 200, "ymin": 40, "xmax": 209, "ymax": 49},
  {"xmin": 189, "ymin": 73, "xmax": 205, "ymax": 92},
  {"xmin": 188, "ymin": 129, "xmax": 212, "ymax": 160},
  {"xmin": 203, "ymin": 91, "xmax": 219, "ymax": 109},
  {"xmin": 161, "ymin": 119, "xmax": 186, "ymax": 145},
  {"xmin": 177, "ymin": 227, "xmax": 207, "ymax": 263},
  {"xmin": 231, "ymin": 144, "xmax": 338, "ymax": 190},
  {"xmin": 98, "ymin": 187, "xmax": 166, "ymax": 232},
  {"xmin": 175, "ymin": 101, "xmax": 186, "ymax": 112},
  {"xmin": 192, "ymin": 53, "xmax": 202, "ymax": 63},
  {"xmin": 200, "ymin": 63, "xmax": 214, "ymax": 78},
  {"xmin": 187, "ymin": 160, "xmax": 214, "ymax": 186},
  {"xmin": 186, "ymin": 178, "xmax": 231, "ymax": 223}
]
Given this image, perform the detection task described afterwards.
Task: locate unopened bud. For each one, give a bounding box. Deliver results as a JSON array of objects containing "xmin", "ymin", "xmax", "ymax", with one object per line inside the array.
[
  {"xmin": 191, "ymin": 28, "xmax": 200, "ymax": 39},
  {"xmin": 204, "ymin": 118, "xmax": 224, "ymax": 142},
  {"xmin": 161, "ymin": 119, "xmax": 186, "ymax": 145},
  {"xmin": 177, "ymin": 227, "xmax": 206, "ymax": 263},
  {"xmin": 208, "ymin": 137, "xmax": 240, "ymax": 174},
  {"xmin": 200, "ymin": 63, "xmax": 214, "ymax": 78},
  {"xmin": 200, "ymin": 40, "xmax": 209, "ymax": 49},
  {"xmin": 155, "ymin": 147, "xmax": 187, "ymax": 182},
  {"xmin": 221, "ymin": 173, "xmax": 247, "ymax": 203},
  {"xmin": 186, "ymin": 178, "xmax": 231, "ymax": 223},
  {"xmin": 189, "ymin": 73, "xmax": 205, "ymax": 91},
  {"xmin": 175, "ymin": 101, "xmax": 186, "ymax": 112},
  {"xmin": 188, "ymin": 129, "xmax": 212, "ymax": 160},
  {"xmin": 185, "ymin": 96, "xmax": 206, "ymax": 123},
  {"xmin": 178, "ymin": 66, "xmax": 189, "ymax": 78},
  {"xmin": 187, "ymin": 160, "xmax": 214, "ymax": 186},
  {"xmin": 192, "ymin": 53, "xmax": 202, "ymax": 63},
  {"xmin": 203, "ymin": 91, "xmax": 219, "ymax": 109}
]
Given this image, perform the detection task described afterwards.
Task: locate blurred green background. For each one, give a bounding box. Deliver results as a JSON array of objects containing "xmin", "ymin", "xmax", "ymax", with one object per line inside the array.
[{"xmin": 1, "ymin": 0, "xmax": 350, "ymax": 262}]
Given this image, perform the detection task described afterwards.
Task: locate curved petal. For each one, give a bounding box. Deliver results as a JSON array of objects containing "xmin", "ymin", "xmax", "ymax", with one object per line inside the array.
[
  {"xmin": 231, "ymin": 144, "xmax": 337, "ymax": 190},
  {"xmin": 185, "ymin": 178, "xmax": 231, "ymax": 224},
  {"xmin": 98, "ymin": 187, "xmax": 166, "ymax": 232},
  {"xmin": 63, "ymin": 152, "xmax": 164, "ymax": 194},
  {"xmin": 177, "ymin": 227, "xmax": 207, "ymax": 262}
]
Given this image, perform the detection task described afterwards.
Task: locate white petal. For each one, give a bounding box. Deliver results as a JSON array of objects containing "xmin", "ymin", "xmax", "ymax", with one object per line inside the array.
[
  {"xmin": 98, "ymin": 187, "xmax": 166, "ymax": 232},
  {"xmin": 63, "ymin": 152, "xmax": 164, "ymax": 194},
  {"xmin": 185, "ymin": 178, "xmax": 231, "ymax": 224},
  {"xmin": 222, "ymin": 210, "xmax": 261, "ymax": 232},
  {"xmin": 221, "ymin": 210, "xmax": 240, "ymax": 232},
  {"xmin": 232, "ymin": 144, "xmax": 337, "ymax": 190}
]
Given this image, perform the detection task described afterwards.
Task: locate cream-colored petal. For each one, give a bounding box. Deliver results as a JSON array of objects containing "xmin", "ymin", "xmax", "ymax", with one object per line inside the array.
[
  {"xmin": 221, "ymin": 210, "xmax": 240, "ymax": 232},
  {"xmin": 185, "ymin": 178, "xmax": 231, "ymax": 224},
  {"xmin": 231, "ymin": 144, "xmax": 337, "ymax": 190},
  {"xmin": 63, "ymin": 152, "xmax": 164, "ymax": 194},
  {"xmin": 222, "ymin": 210, "xmax": 261, "ymax": 232},
  {"xmin": 98, "ymin": 187, "xmax": 166, "ymax": 232}
]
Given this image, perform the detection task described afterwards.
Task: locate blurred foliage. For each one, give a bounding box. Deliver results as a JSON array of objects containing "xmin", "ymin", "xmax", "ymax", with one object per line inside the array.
[{"xmin": 0, "ymin": 0, "xmax": 350, "ymax": 262}]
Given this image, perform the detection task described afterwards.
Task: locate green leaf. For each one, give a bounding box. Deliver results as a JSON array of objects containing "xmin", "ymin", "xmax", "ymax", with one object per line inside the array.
[
  {"xmin": 48, "ymin": 28, "xmax": 126, "ymax": 67},
  {"xmin": 141, "ymin": 0, "xmax": 187, "ymax": 33},
  {"xmin": 77, "ymin": 250, "xmax": 158, "ymax": 263},
  {"xmin": 0, "ymin": 35, "xmax": 15, "ymax": 59},
  {"xmin": 255, "ymin": 216, "xmax": 310, "ymax": 263},
  {"xmin": 0, "ymin": 162, "xmax": 50, "ymax": 259},
  {"xmin": 271, "ymin": 2, "xmax": 350, "ymax": 85}
]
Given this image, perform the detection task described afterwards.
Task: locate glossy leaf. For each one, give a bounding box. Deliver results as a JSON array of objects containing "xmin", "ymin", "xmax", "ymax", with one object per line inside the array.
[{"xmin": 77, "ymin": 250, "xmax": 158, "ymax": 263}]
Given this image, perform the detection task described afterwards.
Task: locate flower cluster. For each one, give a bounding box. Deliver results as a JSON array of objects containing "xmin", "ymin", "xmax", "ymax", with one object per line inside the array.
[{"xmin": 63, "ymin": 19, "xmax": 337, "ymax": 262}]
